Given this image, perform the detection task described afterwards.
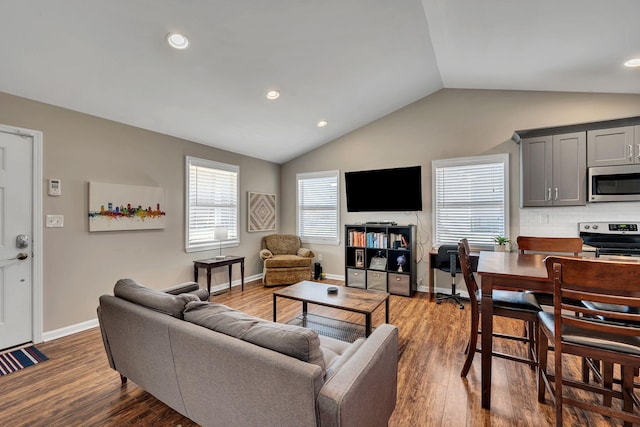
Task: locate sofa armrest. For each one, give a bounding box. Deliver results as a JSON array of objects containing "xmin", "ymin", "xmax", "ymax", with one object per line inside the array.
[
  {"xmin": 161, "ymin": 282, "xmax": 209, "ymax": 301},
  {"xmin": 259, "ymin": 249, "xmax": 273, "ymax": 260},
  {"xmin": 317, "ymin": 324, "xmax": 398, "ymax": 427},
  {"xmin": 298, "ymin": 248, "xmax": 315, "ymax": 258},
  {"xmin": 162, "ymin": 281, "xmax": 200, "ymax": 295}
]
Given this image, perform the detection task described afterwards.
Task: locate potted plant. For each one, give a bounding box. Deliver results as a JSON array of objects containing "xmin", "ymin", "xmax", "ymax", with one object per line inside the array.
[{"xmin": 494, "ymin": 236, "xmax": 511, "ymax": 252}]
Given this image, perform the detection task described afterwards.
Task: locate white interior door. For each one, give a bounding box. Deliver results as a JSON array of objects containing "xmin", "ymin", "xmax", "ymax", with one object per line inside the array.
[{"xmin": 0, "ymin": 130, "xmax": 33, "ymax": 350}]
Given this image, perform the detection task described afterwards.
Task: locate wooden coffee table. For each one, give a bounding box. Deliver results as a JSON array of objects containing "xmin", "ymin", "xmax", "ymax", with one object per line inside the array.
[{"xmin": 272, "ymin": 281, "xmax": 389, "ymax": 339}]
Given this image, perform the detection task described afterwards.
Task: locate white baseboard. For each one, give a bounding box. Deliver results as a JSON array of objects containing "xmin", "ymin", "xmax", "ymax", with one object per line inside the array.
[
  {"xmin": 42, "ymin": 318, "xmax": 99, "ymax": 342},
  {"xmin": 209, "ymin": 273, "xmax": 262, "ymax": 294}
]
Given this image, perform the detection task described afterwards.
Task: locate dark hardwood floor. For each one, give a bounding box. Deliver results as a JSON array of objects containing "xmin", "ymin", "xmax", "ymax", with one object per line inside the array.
[{"xmin": 0, "ymin": 279, "xmax": 633, "ymax": 426}]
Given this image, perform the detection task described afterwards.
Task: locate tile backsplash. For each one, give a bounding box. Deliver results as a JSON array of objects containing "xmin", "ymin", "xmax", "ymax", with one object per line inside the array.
[{"xmin": 519, "ymin": 202, "xmax": 640, "ymax": 238}]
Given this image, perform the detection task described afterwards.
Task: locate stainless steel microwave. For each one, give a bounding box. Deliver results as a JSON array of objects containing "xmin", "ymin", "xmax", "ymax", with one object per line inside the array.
[{"xmin": 588, "ymin": 165, "xmax": 640, "ymax": 202}]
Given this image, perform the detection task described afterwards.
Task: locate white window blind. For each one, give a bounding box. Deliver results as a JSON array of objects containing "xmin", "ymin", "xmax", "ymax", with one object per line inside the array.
[
  {"xmin": 297, "ymin": 170, "xmax": 340, "ymax": 245},
  {"xmin": 433, "ymin": 154, "xmax": 509, "ymax": 248},
  {"xmin": 185, "ymin": 156, "xmax": 239, "ymax": 252}
]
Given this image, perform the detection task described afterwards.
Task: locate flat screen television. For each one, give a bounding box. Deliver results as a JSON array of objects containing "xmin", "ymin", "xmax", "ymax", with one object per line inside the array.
[{"xmin": 345, "ymin": 166, "xmax": 422, "ymax": 212}]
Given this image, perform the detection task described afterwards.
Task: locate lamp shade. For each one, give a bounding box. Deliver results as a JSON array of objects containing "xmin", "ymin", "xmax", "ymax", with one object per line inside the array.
[{"xmin": 214, "ymin": 226, "xmax": 228, "ymax": 241}]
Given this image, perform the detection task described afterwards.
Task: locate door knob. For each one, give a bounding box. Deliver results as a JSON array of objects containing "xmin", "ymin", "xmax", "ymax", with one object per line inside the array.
[{"xmin": 7, "ymin": 253, "xmax": 28, "ymax": 261}]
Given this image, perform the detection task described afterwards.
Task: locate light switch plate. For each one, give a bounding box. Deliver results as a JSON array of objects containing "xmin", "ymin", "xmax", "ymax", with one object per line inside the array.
[{"xmin": 46, "ymin": 214, "xmax": 64, "ymax": 228}]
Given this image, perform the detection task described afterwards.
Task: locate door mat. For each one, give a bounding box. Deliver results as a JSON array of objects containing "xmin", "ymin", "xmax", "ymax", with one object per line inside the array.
[{"xmin": 0, "ymin": 345, "xmax": 48, "ymax": 376}]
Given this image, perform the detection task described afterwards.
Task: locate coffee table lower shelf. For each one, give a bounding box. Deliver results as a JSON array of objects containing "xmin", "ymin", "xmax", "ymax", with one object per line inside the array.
[{"xmin": 286, "ymin": 313, "xmax": 366, "ymax": 343}]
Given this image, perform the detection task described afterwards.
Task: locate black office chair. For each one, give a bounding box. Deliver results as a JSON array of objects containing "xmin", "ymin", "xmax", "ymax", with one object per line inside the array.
[{"xmin": 434, "ymin": 244, "xmax": 465, "ymax": 309}]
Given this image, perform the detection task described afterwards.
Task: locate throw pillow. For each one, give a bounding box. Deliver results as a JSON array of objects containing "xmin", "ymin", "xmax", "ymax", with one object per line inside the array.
[
  {"xmin": 114, "ymin": 278, "xmax": 199, "ymax": 319},
  {"xmin": 184, "ymin": 301, "xmax": 326, "ymax": 374}
]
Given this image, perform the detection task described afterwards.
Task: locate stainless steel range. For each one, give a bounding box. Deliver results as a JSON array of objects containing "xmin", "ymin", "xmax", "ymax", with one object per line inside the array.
[{"xmin": 579, "ymin": 221, "xmax": 640, "ymax": 257}]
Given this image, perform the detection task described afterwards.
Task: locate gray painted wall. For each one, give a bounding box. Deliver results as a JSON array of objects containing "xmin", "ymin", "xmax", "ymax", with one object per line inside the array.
[
  {"xmin": 0, "ymin": 91, "xmax": 279, "ymax": 332},
  {"xmin": 3, "ymin": 87, "xmax": 640, "ymax": 334},
  {"xmin": 281, "ymin": 89, "xmax": 640, "ymax": 289}
]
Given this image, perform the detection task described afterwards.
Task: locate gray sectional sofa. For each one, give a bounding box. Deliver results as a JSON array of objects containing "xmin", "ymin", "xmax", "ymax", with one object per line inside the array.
[{"xmin": 97, "ymin": 279, "xmax": 399, "ymax": 427}]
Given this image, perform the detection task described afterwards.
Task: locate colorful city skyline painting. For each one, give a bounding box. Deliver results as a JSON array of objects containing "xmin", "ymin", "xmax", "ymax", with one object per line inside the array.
[{"xmin": 89, "ymin": 182, "xmax": 166, "ymax": 232}]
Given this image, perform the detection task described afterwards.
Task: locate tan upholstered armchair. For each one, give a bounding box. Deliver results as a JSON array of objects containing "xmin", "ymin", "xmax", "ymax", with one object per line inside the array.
[{"xmin": 259, "ymin": 234, "xmax": 315, "ymax": 287}]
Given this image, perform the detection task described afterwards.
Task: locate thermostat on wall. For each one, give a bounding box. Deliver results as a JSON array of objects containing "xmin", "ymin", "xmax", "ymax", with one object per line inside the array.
[{"xmin": 48, "ymin": 179, "xmax": 61, "ymax": 196}]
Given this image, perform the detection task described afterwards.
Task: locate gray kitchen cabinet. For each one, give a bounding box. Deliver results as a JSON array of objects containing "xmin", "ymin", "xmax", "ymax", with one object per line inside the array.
[
  {"xmin": 521, "ymin": 131, "xmax": 586, "ymax": 207},
  {"xmin": 587, "ymin": 126, "xmax": 640, "ymax": 166}
]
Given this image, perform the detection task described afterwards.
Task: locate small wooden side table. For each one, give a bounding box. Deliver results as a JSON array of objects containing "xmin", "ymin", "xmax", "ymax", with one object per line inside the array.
[{"xmin": 193, "ymin": 256, "xmax": 245, "ymax": 295}]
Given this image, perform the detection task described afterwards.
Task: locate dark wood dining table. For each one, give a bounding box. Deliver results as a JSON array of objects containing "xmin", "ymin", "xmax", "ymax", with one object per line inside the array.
[{"xmin": 476, "ymin": 251, "xmax": 551, "ymax": 409}]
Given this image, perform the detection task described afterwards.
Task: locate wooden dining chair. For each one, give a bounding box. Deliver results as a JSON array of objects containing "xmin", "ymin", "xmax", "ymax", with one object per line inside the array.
[
  {"xmin": 538, "ymin": 256, "xmax": 640, "ymax": 427},
  {"xmin": 516, "ymin": 236, "xmax": 583, "ymax": 256},
  {"xmin": 458, "ymin": 239, "xmax": 543, "ymax": 377},
  {"xmin": 516, "ymin": 236, "xmax": 584, "ymax": 306}
]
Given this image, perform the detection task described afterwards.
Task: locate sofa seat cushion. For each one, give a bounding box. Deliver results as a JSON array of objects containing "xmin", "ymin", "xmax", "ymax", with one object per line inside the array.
[
  {"xmin": 184, "ymin": 301, "xmax": 326, "ymax": 374},
  {"xmin": 114, "ymin": 278, "xmax": 199, "ymax": 319},
  {"xmin": 264, "ymin": 255, "xmax": 313, "ymax": 268}
]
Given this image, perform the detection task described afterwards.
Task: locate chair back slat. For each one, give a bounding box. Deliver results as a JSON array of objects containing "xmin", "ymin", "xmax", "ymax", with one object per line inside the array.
[
  {"xmin": 562, "ymin": 289, "xmax": 640, "ymax": 307},
  {"xmin": 458, "ymin": 239, "xmax": 478, "ymax": 303},
  {"xmin": 517, "ymin": 236, "xmax": 582, "ymax": 255},
  {"xmin": 563, "ymin": 316, "xmax": 640, "ymax": 337}
]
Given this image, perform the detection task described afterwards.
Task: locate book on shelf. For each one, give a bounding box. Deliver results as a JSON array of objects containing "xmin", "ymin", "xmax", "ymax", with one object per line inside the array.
[
  {"xmin": 389, "ymin": 233, "xmax": 409, "ymax": 249},
  {"xmin": 366, "ymin": 231, "xmax": 387, "ymax": 248},
  {"xmin": 348, "ymin": 230, "xmax": 365, "ymax": 247}
]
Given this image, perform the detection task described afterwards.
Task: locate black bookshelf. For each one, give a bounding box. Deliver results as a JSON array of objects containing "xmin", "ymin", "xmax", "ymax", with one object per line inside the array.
[{"xmin": 344, "ymin": 224, "xmax": 416, "ymax": 296}]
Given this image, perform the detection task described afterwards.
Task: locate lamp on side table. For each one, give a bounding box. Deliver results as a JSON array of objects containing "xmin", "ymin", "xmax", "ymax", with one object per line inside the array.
[{"xmin": 214, "ymin": 226, "xmax": 228, "ymax": 259}]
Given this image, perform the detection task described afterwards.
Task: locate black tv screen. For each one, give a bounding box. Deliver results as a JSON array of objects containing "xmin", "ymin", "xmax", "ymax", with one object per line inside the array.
[{"xmin": 345, "ymin": 166, "xmax": 422, "ymax": 212}]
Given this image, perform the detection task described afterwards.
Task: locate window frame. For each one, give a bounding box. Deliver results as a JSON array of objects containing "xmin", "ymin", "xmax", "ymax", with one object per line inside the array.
[
  {"xmin": 185, "ymin": 156, "xmax": 240, "ymax": 253},
  {"xmin": 296, "ymin": 170, "xmax": 340, "ymax": 246},
  {"xmin": 432, "ymin": 153, "xmax": 509, "ymax": 249}
]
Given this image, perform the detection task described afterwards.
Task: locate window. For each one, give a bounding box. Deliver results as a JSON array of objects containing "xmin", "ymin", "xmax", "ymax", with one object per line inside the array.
[
  {"xmin": 185, "ymin": 156, "xmax": 239, "ymax": 252},
  {"xmin": 433, "ymin": 153, "xmax": 509, "ymax": 248},
  {"xmin": 296, "ymin": 170, "xmax": 340, "ymax": 245}
]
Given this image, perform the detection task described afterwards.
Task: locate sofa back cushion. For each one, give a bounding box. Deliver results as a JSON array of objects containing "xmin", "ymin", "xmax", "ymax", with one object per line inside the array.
[
  {"xmin": 262, "ymin": 234, "xmax": 301, "ymax": 255},
  {"xmin": 114, "ymin": 278, "xmax": 199, "ymax": 319},
  {"xmin": 184, "ymin": 301, "xmax": 325, "ymax": 374}
]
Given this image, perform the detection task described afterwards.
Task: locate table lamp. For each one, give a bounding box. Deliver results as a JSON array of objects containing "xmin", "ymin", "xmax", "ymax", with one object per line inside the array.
[{"xmin": 214, "ymin": 226, "xmax": 228, "ymax": 259}]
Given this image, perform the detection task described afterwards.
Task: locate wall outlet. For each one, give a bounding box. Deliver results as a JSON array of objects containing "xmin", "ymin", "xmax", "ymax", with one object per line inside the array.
[
  {"xmin": 318, "ymin": 253, "xmax": 323, "ymax": 262},
  {"xmin": 46, "ymin": 214, "xmax": 64, "ymax": 228}
]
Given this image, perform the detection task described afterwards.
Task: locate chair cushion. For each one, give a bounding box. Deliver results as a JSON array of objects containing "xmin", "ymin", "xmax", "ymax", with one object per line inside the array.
[
  {"xmin": 113, "ymin": 278, "xmax": 200, "ymax": 319},
  {"xmin": 264, "ymin": 254, "xmax": 313, "ymax": 268},
  {"xmin": 476, "ymin": 290, "xmax": 542, "ymax": 312},
  {"xmin": 538, "ymin": 311, "xmax": 640, "ymax": 356},
  {"xmin": 183, "ymin": 301, "xmax": 326, "ymax": 375}
]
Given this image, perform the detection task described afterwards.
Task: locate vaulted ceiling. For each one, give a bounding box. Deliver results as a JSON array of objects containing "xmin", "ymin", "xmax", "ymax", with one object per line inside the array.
[{"xmin": 1, "ymin": 1, "xmax": 639, "ymax": 163}]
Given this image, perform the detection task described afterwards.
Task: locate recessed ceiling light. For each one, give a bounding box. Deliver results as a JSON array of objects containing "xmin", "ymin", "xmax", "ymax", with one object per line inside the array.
[
  {"xmin": 166, "ymin": 33, "xmax": 189, "ymax": 50},
  {"xmin": 624, "ymin": 58, "xmax": 640, "ymax": 68},
  {"xmin": 317, "ymin": 120, "xmax": 328, "ymax": 128},
  {"xmin": 266, "ymin": 90, "xmax": 280, "ymax": 100}
]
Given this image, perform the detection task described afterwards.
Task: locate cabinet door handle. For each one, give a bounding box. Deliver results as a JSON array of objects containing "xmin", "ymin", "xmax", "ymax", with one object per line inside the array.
[
  {"xmin": 547, "ymin": 188, "xmax": 551, "ymax": 201},
  {"xmin": 629, "ymin": 145, "xmax": 634, "ymax": 159},
  {"xmin": 554, "ymin": 188, "xmax": 559, "ymax": 200}
]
